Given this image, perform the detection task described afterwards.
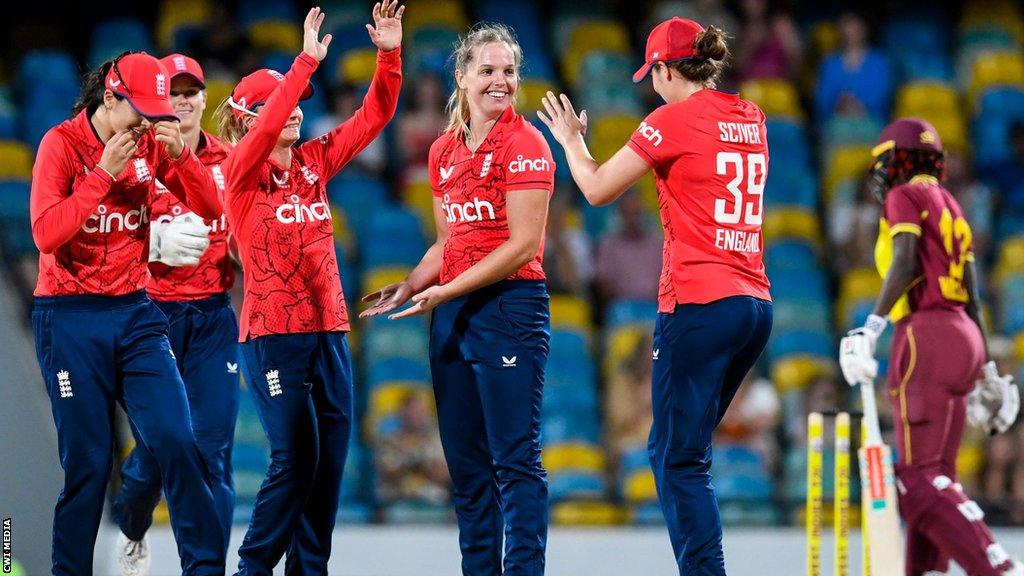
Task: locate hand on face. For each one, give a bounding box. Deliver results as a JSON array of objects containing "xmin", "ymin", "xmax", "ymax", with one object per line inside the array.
[{"xmin": 154, "ymin": 120, "xmax": 185, "ymax": 159}]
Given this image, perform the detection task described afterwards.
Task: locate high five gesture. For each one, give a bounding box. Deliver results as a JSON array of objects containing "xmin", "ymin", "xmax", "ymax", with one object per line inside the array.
[
  {"xmin": 303, "ymin": 7, "xmax": 333, "ymax": 62},
  {"xmin": 366, "ymin": 0, "xmax": 405, "ymax": 51}
]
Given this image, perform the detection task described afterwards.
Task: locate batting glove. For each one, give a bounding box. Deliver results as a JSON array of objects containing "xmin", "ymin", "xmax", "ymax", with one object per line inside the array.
[
  {"xmin": 839, "ymin": 314, "xmax": 887, "ymax": 386},
  {"xmin": 154, "ymin": 213, "xmax": 211, "ymax": 267},
  {"xmin": 968, "ymin": 361, "xmax": 1020, "ymax": 435}
]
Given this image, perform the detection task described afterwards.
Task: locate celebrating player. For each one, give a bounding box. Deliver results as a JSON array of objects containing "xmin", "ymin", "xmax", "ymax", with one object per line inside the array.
[
  {"xmin": 538, "ymin": 18, "xmax": 772, "ymax": 575},
  {"xmin": 839, "ymin": 118, "xmax": 1022, "ymax": 576},
  {"xmin": 213, "ymin": 5, "xmax": 402, "ymax": 574},
  {"xmin": 361, "ymin": 23, "xmax": 555, "ymax": 576},
  {"xmin": 111, "ymin": 53, "xmax": 238, "ymax": 575},
  {"xmin": 29, "ymin": 51, "xmax": 225, "ymax": 575}
]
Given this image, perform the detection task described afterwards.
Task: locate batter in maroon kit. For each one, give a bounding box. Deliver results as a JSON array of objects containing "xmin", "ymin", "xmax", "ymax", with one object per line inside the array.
[
  {"xmin": 213, "ymin": 5, "xmax": 403, "ymax": 574},
  {"xmin": 839, "ymin": 118, "xmax": 1022, "ymax": 576}
]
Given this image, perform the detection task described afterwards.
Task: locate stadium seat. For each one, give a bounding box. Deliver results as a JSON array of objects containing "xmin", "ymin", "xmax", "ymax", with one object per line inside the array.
[
  {"xmin": 200, "ymin": 79, "xmax": 237, "ymax": 135},
  {"xmin": 969, "ymin": 51, "xmax": 1024, "ymax": 102},
  {"xmin": 894, "ymin": 81, "xmax": 960, "ymax": 119},
  {"xmin": 549, "ymin": 294, "xmax": 592, "ymax": 331},
  {"xmin": 17, "ymin": 50, "xmax": 79, "ymax": 91},
  {"xmin": 837, "ymin": 267, "xmax": 883, "ymax": 326},
  {"xmin": 622, "ymin": 468, "xmax": 657, "ymax": 503},
  {"xmin": 88, "ymin": 18, "xmax": 154, "ymax": 67},
  {"xmin": 823, "ymin": 145, "xmax": 873, "ymax": 202},
  {"xmin": 770, "ymin": 355, "xmax": 834, "ymax": 391},
  {"xmin": 542, "ymin": 411, "xmax": 601, "ymax": 445},
  {"xmin": 764, "ymin": 239, "xmax": 818, "ymax": 273},
  {"xmin": 337, "ymin": 48, "xmax": 379, "ymax": 85},
  {"xmin": 401, "ymin": 0, "xmax": 468, "ymax": 36},
  {"xmin": 772, "ymin": 299, "xmax": 832, "ymax": 334},
  {"xmin": 762, "ymin": 208, "xmax": 822, "ymax": 246},
  {"xmin": 739, "ymin": 79, "xmax": 803, "ymax": 119},
  {"xmin": 0, "ymin": 142, "xmax": 33, "ymax": 180},
  {"xmin": 366, "ymin": 357, "xmax": 431, "ymax": 389},
  {"xmin": 156, "ymin": 0, "xmax": 210, "ymax": 50},
  {"xmin": 605, "ymin": 299, "xmax": 658, "ymax": 329},
  {"xmin": 517, "ymin": 79, "xmax": 558, "ymax": 123},
  {"xmin": 550, "ymin": 501, "xmax": 625, "ymax": 526},
  {"xmin": 765, "ymin": 119, "xmax": 811, "ymax": 169}
]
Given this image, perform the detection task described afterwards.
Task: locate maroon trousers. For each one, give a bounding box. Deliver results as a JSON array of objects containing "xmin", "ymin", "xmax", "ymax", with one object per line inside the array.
[{"xmin": 887, "ymin": 309, "xmax": 1007, "ymax": 576}]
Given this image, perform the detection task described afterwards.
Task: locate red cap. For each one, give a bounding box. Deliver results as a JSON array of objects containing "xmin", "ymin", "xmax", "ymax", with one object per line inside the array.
[
  {"xmin": 159, "ymin": 53, "xmax": 205, "ymax": 88},
  {"xmin": 228, "ymin": 68, "xmax": 314, "ymax": 118},
  {"xmin": 104, "ymin": 52, "xmax": 177, "ymax": 120},
  {"xmin": 872, "ymin": 117, "xmax": 944, "ymax": 157},
  {"xmin": 633, "ymin": 17, "xmax": 706, "ymax": 83}
]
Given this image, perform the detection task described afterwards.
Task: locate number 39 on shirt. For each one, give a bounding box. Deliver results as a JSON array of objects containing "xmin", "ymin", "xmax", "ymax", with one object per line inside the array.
[{"xmin": 714, "ymin": 152, "xmax": 766, "ymax": 226}]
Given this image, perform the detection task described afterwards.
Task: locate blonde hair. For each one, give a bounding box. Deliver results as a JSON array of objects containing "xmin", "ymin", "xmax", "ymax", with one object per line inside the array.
[
  {"xmin": 213, "ymin": 97, "xmax": 248, "ymax": 145},
  {"xmin": 445, "ymin": 23, "xmax": 523, "ymax": 141}
]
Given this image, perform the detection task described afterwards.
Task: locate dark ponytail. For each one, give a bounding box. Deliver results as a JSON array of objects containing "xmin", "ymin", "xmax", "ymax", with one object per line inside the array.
[
  {"xmin": 668, "ymin": 26, "xmax": 731, "ymax": 88},
  {"xmin": 72, "ymin": 51, "xmax": 136, "ymax": 116}
]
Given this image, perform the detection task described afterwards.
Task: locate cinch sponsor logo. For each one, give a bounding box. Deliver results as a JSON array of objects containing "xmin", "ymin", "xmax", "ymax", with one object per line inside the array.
[
  {"xmin": 82, "ymin": 204, "xmax": 149, "ymax": 233},
  {"xmin": 442, "ymin": 193, "xmax": 495, "ymax": 224},
  {"xmin": 276, "ymin": 194, "xmax": 331, "ymax": 224},
  {"xmin": 508, "ymin": 154, "xmax": 550, "ymax": 173},
  {"xmin": 637, "ymin": 121, "xmax": 663, "ymax": 147}
]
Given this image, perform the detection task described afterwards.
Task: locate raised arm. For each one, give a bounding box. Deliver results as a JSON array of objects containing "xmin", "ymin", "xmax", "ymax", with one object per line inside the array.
[
  {"xmin": 222, "ymin": 8, "xmax": 330, "ymax": 193},
  {"xmin": 31, "ymin": 130, "xmax": 134, "ymax": 254},
  {"xmin": 538, "ymin": 92, "xmax": 650, "ymax": 206}
]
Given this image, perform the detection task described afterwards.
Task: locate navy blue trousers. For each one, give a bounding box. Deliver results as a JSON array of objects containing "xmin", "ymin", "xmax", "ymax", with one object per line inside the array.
[
  {"xmin": 32, "ymin": 291, "xmax": 225, "ymax": 576},
  {"xmin": 235, "ymin": 332, "xmax": 353, "ymax": 576},
  {"xmin": 430, "ymin": 280, "xmax": 550, "ymax": 576},
  {"xmin": 648, "ymin": 296, "xmax": 773, "ymax": 575},
  {"xmin": 113, "ymin": 292, "xmax": 240, "ymax": 553}
]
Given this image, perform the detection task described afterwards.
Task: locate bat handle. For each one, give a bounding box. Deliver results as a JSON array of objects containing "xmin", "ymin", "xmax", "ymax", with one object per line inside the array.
[{"xmin": 859, "ymin": 378, "xmax": 884, "ymax": 446}]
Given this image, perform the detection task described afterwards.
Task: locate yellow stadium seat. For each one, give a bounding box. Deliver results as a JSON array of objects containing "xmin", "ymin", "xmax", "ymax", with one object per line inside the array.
[
  {"xmin": 623, "ymin": 469, "xmax": 657, "ymax": 503},
  {"xmin": 366, "ymin": 384, "xmax": 433, "ymax": 437},
  {"xmin": 330, "ymin": 207, "xmax": 355, "ymax": 256},
  {"xmin": 201, "ymin": 78, "xmax": 237, "ymax": 135},
  {"xmin": 402, "ymin": 178, "xmax": 437, "ymax": 238},
  {"xmin": 563, "ymin": 21, "xmax": 631, "ymax": 86},
  {"xmin": 604, "ymin": 326, "xmax": 646, "ymax": 374},
  {"xmin": 402, "ymin": 0, "xmax": 468, "ymax": 35},
  {"xmin": 338, "ymin": 48, "xmax": 379, "ymax": 85},
  {"xmin": 926, "ymin": 114, "xmax": 967, "ymax": 153},
  {"xmin": 894, "ymin": 82, "xmax": 960, "ymax": 118},
  {"xmin": 518, "ymin": 79, "xmax": 558, "ymax": 119},
  {"xmin": 970, "ymin": 51, "xmax": 1024, "ymax": 101},
  {"xmin": 956, "ymin": 440, "xmax": 986, "ymax": 479},
  {"xmin": 824, "ymin": 145, "xmax": 873, "ymax": 201},
  {"xmin": 740, "ymin": 79, "xmax": 804, "ymax": 119},
  {"xmin": 549, "ymin": 294, "xmax": 592, "ymax": 331},
  {"xmin": 543, "ymin": 442, "xmax": 606, "ymax": 474},
  {"xmin": 761, "ymin": 208, "xmax": 822, "ymax": 245},
  {"xmin": 997, "ymin": 236, "xmax": 1024, "ymax": 275},
  {"xmin": 0, "ymin": 140, "xmax": 33, "ymax": 179},
  {"xmin": 588, "ymin": 114, "xmax": 640, "ymax": 162},
  {"xmin": 836, "ymin": 267, "xmax": 882, "ymax": 325},
  {"xmin": 247, "ymin": 20, "xmax": 302, "ymax": 52},
  {"xmin": 1013, "ymin": 331, "xmax": 1024, "ymax": 362},
  {"xmin": 771, "ymin": 356, "xmax": 834, "ymax": 391},
  {"xmin": 157, "ymin": 0, "xmax": 210, "ymax": 50},
  {"xmin": 551, "ymin": 501, "xmax": 626, "ymax": 526},
  {"xmin": 810, "ymin": 21, "xmax": 840, "ymax": 56}
]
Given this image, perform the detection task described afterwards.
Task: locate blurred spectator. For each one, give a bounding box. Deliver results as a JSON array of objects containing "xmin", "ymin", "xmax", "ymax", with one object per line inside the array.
[
  {"xmin": 594, "ymin": 192, "xmax": 662, "ymax": 305},
  {"xmin": 606, "ymin": 332, "xmax": 654, "ymax": 454},
  {"xmin": 374, "ymin": 391, "xmax": 450, "ymax": 505},
  {"xmin": 310, "ymin": 82, "xmax": 388, "ymax": 176},
  {"xmin": 831, "ymin": 176, "xmax": 881, "ymax": 272},
  {"xmin": 733, "ymin": 0, "xmax": 802, "ymax": 83},
  {"xmin": 544, "ymin": 193, "xmax": 593, "ymax": 295},
  {"xmin": 946, "ymin": 151, "xmax": 994, "ymax": 261},
  {"xmin": 980, "ymin": 420, "xmax": 1024, "ymax": 523},
  {"xmin": 715, "ymin": 372, "xmax": 781, "ymax": 468},
  {"xmin": 814, "ymin": 11, "xmax": 893, "ymax": 123},
  {"xmin": 396, "ymin": 71, "xmax": 447, "ymax": 169}
]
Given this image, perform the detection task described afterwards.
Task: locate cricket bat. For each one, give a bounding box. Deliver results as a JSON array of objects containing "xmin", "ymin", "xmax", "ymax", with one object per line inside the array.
[{"xmin": 858, "ymin": 378, "xmax": 904, "ymax": 575}]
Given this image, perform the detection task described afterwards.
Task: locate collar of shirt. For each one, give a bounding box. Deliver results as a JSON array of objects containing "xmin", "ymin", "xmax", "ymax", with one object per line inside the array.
[{"xmin": 463, "ymin": 105, "xmax": 518, "ymax": 154}]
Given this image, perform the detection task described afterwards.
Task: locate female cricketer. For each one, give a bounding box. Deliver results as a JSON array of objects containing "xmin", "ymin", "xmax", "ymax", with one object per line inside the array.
[
  {"xmin": 111, "ymin": 53, "xmax": 239, "ymax": 575},
  {"xmin": 839, "ymin": 118, "xmax": 1022, "ymax": 576},
  {"xmin": 213, "ymin": 5, "xmax": 402, "ymax": 574},
  {"xmin": 29, "ymin": 51, "xmax": 225, "ymax": 575},
  {"xmin": 538, "ymin": 17, "xmax": 773, "ymax": 575},
  {"xmin": 362, "ymin": 23, "xmax": 555, "ymax": 576}
]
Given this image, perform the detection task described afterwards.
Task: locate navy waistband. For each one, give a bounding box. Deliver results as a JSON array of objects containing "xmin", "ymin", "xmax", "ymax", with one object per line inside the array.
[
  {"xmin": 33, "ymin": 290, "xmax": 149, "ymax": 311},
  {"xmin": 153, "ymin": 292, "xmax": 231, "ymax": 313},
  {"xmin": 457, "ymin": 280, "xmax": 549, "ymax": 302}
]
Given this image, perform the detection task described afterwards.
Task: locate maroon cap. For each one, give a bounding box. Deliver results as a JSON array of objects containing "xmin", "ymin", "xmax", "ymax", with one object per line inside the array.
[
  {"xmin": 159, "ymin": 53, "xmax": 205, "ymax": 88},
  {"xmin": 633, "ymin": 17, "xmax": 706, "ymax": 83},
  {"xmin": 104, "ymin": 52, "xmax": 177, "ymax": 120},
  {"xmin": 872, "ymin": 117, "xmax": 944, "ymax": 157},
  {"xmin": 228, "ymin": 68, "xmax": 314, "ymax": 118}
]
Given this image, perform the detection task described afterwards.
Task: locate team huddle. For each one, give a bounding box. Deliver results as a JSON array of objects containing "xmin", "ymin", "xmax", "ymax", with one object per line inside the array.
[{"xmin": 26, "ymin": 2, "xmax": 1020, "ymax": 575}]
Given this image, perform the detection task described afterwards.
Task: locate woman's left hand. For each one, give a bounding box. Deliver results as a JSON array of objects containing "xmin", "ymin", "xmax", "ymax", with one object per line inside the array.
[
  {"xmin": 389, "ymin": 284, "xmax": 449, "ymax": 319},
  {"xmin": 154, "ymin": 120, "xmax": 185, "ymax": 159},
  {"xmin": 537, "ymin": 92, "xmax": 588, "ymax": 146},
  {"xmin": 366, "ymin": 0, "xmax": 405, "ymax": 52}
]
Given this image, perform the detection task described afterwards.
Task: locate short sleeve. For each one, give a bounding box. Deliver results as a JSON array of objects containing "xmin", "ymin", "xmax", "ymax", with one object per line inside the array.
[
  {"xmin": 504, "ymin": 127, "xmax": 555, "ymax": 192},
  {"xmin": 428, "ymin": 136, "xmax": 446, "ymax": 198},
  {"xmin": 884, "ymin": 186, "xmax": 924, "ymax": 237},
  {"xmin": 626, "ymin": 105, "xmax": 674, "ymax": 168}
]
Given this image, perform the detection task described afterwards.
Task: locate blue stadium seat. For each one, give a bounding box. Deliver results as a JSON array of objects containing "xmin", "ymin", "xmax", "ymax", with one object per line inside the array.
[
  {"xmin": 979, "ymin": 87, "xmax": 1024, "ymax": 118},
  {"xmin": 88, "ymin": 19, "xmax": 154, "ymax": 67},
  {"xmin": 548, "ymin": 471, "xmax": 607, "ymax": 502},
  {"xmin": 767, "ymin": 329, "xmax": 834, "ymax": 363},
  {"xmin": 772, "ymin": 298, "xmax": 831, "ymax": 334},
  {"xmin": 0, "ymin": 180, "xmax": 34, "ymax": 257},
  {"xmin": 605, "ymin": 299, "xmax": 658, "ymax": 328},
  {"xmin": 764, "ymin": 240, "xmax": 817, "ymax": 273},
  {"xmin": 366, "ymin": 357, "xmax": 430, "ymax": 388},
  {"xmin": 542, "ymin": 411, "xmax": 601, "ymax": 444},
  {"xmin": 764, "ymin": 165, "xmax": 818, "ymax": 210},
  {"xmin": 765, "ymin": 119, "xmax": 810, "ymax": 169},
  {"xmin": 236, "ymin": 0, "xmax": 298, "ymax": 26},
  {"xmin": 768, "ymin": 268, "xmax": 829, "ymax": 300},
  {"xmin": 715, "ymin": 473, "xmax": 772, "ymax": 501},
  {"xmin": 327, "ymin": 174, "xmax": 390, "ymax": 232},
  {"xmin": 712, "ymin": 445, "xmax": 765, "ymax": 478},
  {"xmin": 548, "ymin": 329, "xmax": 589, "ymax": 359}
]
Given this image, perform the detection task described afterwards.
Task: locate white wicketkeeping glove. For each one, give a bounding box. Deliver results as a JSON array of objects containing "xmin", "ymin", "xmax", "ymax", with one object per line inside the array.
[
  {"xmin": 152, "ymin": 212, "xmax": 211, "ymax": 267},
  {"xmin": 967, "ymin": 361, "xmax": 1020, "ymax": 435},
  {"xmin": 839, "ymin": 314, "xmax": 887, "ymax": 386}
]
